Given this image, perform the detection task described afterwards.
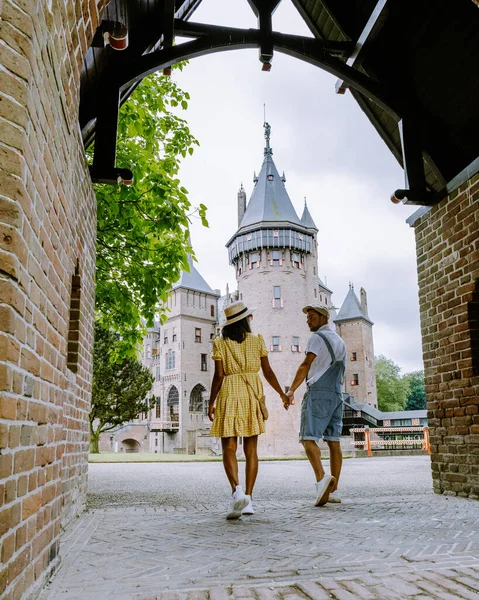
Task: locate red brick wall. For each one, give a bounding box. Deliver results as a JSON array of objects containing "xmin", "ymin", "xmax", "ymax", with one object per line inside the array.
[
  {"xmin": 0, "ymin": 1, "xmax": 107, "ymax": 598},
  {"xmin": 413, "ymin": 174, "xmax": 479, "ymax": 499}
]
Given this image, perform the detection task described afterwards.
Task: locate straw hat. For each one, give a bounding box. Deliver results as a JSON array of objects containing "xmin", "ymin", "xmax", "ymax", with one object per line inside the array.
[
  {"xmin": 302, "ymin": 304, "xmax": 329, "ymax": 319},
  {"xmin": 222, "ymin": 300, "xmax": 255, "ymax": 326}
]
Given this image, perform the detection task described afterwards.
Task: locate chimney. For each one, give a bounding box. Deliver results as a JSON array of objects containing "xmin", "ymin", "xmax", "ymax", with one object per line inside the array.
[
  {"xmin": 360, "ymin": 287, "xmax": 368, "ymax": 317},
  {"xmin": 237, "ymin": 184, "xmax": 246, "ymax": 226}
]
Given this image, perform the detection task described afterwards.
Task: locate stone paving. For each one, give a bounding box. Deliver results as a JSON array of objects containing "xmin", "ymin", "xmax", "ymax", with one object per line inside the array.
[{"xmin": 40, "ymin": 457, "xmax": 479, "ymax": 600}]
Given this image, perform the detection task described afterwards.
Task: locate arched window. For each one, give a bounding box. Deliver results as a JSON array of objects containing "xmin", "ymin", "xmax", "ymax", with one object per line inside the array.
[
  {"xmin": 189, "ymin": 384, "xmax": 207, "ymax": 414},
  {"xmin": 155, "ymin": 398, "xmax": 161, "ymax": 418},
  {"xmin": 167, "ymin": 386, "xmax": 179, "ymax": 421}
]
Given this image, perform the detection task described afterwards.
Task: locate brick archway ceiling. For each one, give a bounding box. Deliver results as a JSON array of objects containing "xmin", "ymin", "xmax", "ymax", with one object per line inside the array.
[{"xmin": 81, "ymin": 0, "xmax": 479, "ymax": 206}]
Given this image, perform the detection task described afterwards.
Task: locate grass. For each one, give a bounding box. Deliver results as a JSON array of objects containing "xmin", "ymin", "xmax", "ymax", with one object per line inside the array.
[{"xmin": 88, "ymin": 452, "xmax": 310, "ymax": 463}]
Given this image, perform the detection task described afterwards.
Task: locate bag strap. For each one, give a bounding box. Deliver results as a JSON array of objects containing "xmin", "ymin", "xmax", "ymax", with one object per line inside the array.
[{"xmin": 313, "ymin": 331, "xmax": 335, "ymax": 365}]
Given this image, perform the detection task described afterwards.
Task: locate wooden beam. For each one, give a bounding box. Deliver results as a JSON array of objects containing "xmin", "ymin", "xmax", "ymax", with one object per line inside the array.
[{"xmin": 335, "ymin": 0, "xmax": 389, "ymax": 94}]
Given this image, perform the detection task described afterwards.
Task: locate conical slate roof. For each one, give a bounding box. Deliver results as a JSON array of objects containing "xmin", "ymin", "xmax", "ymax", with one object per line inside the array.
[
  {"xmin": 335, "ymin": 285, "xmax": 373, "ymax": 324},
  {"xmin": 301, "ymin": 200, "xmax": 318, "ymax": 230},
  {"xmin": 239, "ymin": 123, "xmax": 303, "ymax": 229},
  {"xmin": 172, "ymin": 255, "xmax": 219, "ymax": 295},
  {"xmin": 318, "ymin": 276, "xmax": 333, "ymax": 293}
]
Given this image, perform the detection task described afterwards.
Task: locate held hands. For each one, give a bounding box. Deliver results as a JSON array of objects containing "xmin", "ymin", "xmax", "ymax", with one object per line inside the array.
[{"xmin": 280, "ymin": 390, "xmax": 295, "ymax": 410}]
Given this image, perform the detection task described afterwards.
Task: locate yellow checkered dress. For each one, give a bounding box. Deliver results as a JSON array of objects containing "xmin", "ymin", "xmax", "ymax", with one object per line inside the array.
[{"xmin": 210, "ymin": 333, "xmax": 268, "ymax": 438}]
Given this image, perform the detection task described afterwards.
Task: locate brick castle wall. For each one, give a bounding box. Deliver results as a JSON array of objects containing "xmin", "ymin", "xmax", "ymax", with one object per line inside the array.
[
  {"xmin": 413, "ymin": 174, "xmax": 479, "ymax": 499},
  {"xmin": 0, "ymin": 1, "xmax": 105, "ymax": 597}
]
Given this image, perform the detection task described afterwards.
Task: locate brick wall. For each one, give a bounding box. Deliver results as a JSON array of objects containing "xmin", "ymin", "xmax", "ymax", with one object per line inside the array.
[
  {"xmin": 413, "ymin": 174, "xmax": 479, "ymax": 499},
  {"xmin": 0, "ymin": 1, "xmax": 106, "ymax": 598}
]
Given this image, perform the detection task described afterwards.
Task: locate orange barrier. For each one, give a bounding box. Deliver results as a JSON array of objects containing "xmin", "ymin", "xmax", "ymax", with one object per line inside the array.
[{"xmin": 350, "ymin": 426, "xmax": 430, "ymax": 456}]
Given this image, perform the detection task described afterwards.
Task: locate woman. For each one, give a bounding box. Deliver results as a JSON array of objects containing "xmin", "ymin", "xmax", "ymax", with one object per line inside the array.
[{"xmin": 208, "ymin": 300, "xmax": 290, "ymax": 519}]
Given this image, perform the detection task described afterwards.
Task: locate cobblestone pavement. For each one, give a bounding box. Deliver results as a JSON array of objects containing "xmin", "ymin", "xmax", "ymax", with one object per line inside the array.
[{"xmin": 40, "ymin": 457, "xmax": 479, "ymax": 600}]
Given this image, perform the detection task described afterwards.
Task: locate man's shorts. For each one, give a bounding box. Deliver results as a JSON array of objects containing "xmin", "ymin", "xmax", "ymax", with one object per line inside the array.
[{"xmin": 299, "ymin": 387, "xmax": 343, "ymax": 442}]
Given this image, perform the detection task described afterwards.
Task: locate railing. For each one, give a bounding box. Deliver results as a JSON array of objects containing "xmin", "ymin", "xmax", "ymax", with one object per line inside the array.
[
  {"xmin": 350, "ymin": 426, "xmax": 431, "ymax": 456},
  {"xmin": 149, "ymin": 420, "xmax": 180, "ymax": 432}
]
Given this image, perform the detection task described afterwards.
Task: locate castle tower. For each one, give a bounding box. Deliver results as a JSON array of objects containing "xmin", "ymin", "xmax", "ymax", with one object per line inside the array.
[
  {"xmin": 148, "ymin": 255, "xmax": 220, "ymax": 454},
  {"xmin": 226, "ymin": 123, "xmax": 320, "ymax": 456},
  {"xmin": 334, "ymin": 284, "xmax": 378, "ymax": 407}
]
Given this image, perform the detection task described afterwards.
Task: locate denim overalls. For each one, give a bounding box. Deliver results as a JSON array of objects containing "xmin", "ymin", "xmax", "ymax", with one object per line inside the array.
[{"xmin": 300, "ymin": 331, "xmax": 345, "ymax": 442}]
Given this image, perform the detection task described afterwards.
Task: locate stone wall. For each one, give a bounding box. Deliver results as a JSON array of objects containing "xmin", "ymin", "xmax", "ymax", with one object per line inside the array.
[
  {"xmin": 0, "ymin": 1, "xmax": 104, "ymax": 597},
  {"xmin": 413, "ymin": 174, "xmax": 479, "ymax": 499}
]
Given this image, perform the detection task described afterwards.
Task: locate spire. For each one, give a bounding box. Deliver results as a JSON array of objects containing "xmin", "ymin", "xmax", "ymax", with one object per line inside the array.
[
  {"xmin": 335, "ymin": 284, "xmax": 373, "ymax": 324},
  {"xmin": 301, "ymin": 197, "xmax": 318, "ymax": 230},
  {"xmin": 237, "ymin": 122, "xmax": 303, "ymax": 229}
]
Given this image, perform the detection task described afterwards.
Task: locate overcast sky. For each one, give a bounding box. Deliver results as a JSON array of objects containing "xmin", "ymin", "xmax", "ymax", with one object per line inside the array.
[{"xmin": 171, "ymin": 0, "xmax": 423, "ymax": 374}]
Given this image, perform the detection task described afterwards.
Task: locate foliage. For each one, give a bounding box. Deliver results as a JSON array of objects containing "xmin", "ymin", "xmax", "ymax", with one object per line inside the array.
[
  {"xmin": 91, "ymin": 68, "xmax": 207, "ymax": 356},
  {"xmin": 90, "ymin": 324, "xmax": 154, "ymax": 453},
  {"xmin": 403, "ymin": 370, "xmax": 426, "ymax": 410},
  {"xmin": 375, "ymin": 355, "xmax": 410, "ymax": 412}
]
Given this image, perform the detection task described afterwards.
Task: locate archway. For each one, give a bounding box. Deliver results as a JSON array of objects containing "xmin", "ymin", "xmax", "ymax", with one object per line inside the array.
[
  {"xmin": 121, "ymin": 438, "xmax": 141, "ymax": 453},
  {"xmin": 167, "ymin": 386, "xmax": 180, "ymax": 423},
  {"xmin": 189, "ymin": 384, "xmax": 207, "ymax": 415}
]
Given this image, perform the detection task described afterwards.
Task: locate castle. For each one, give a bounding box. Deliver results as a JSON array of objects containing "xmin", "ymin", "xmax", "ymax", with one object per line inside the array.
[{"xmin": 100, "ymin": 124, "xmax": 378, "ymax": 456}]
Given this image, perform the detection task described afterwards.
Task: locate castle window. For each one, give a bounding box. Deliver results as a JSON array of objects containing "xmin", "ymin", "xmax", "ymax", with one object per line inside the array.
[
  {"xmin": 268, "ymin": 175, "xmax": 274, "ymax": 181},
  {"xmin": 271, "ymin": 250, "xmax": 282, "ymax": 267},
  {"xmin": 146, "ymin": 344, "xmax": 151, "ymax": 359},
  {"xmin": 67, "ymin": 265, "xmax": 81, "ymax": 373},
  {"xmin": 195, "ymin": 328, "xmax": 202, "ymax": 343},
  {"xmin": 249, "ymin": 252, "xmax": 260, "ymax": 269},
  {"xmin": 201, "ymin": 354, "xmax": 208, "ymax": 371},
  {"xmin": 156, "ymin": 367, "xmax": 161, "ymax": 381},
  {"xmin": 271, "ymin": 336, "xmax": 282, "ymax": 352},
  {"xmin": 351, "ymin": 374, "xmax": 359, "ymax": 386},
  {"xmin": 292, "ymin": 252, "xmax": 300, "ymax": 268},
  {"xmin": 272, "ymin": 286, "xmax": 283, "ymax": 308},
  {"xmin": 351, "ymin": 352, "xmax": 357, "ymax": 361},
  {"xmin": 292, "ymin": 337, "xmax": 300, "ymax": 352},
  {"xmin": 155, "ymin": 398, "xmax": 161, "ymax": 418},
  {"xmin": 210, "ymin": 304, "xmax": 215, "ymax": 317},
  {"xmin": 172, "ymin": 327, "xmax": 177, "ymax": 342},
  {"xmin": 164, "ymin": 330, "xmax": 168, "ymax": 344},
  {"xmin": 325, "ymin": 297, "xmax": 328, "ymax": 304},
  {"xmin": 313, "ymin": 267, "xmax": 316, "ymax": 276},
  {"xmin": 165, "ymin": 350, "xmax": 175, "ymax": 370},
  {"xmin": 314, "ymin": 288, "xmax": 317, "ymax": 298}
]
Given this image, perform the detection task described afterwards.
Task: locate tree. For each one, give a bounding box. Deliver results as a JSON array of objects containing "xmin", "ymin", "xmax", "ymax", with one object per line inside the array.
[
  {"xmin": 91, "ymin": 68, "xmax": 207, "ymax": 356},
  {"xmin": 375, "ymin": 355, "xmax": 410, "ymax": 412},
  {"xmin": 90, "ymin": 324, "xmax": 155, "ymax": 453},
  {"xmin": 403, "ymin": 370, "xmax": 426, "ymax": 410}
]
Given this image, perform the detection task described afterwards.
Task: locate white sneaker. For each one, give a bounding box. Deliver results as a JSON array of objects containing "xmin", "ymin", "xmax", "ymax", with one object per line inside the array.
[
  {"xmin": 314, "ymin": 475, "xmax": 336, "ymax": 506},
  {"xmin": 226, "ymin": 485, "xmax": 249, "ymax": 520},
  {"xmin": 327, "ymin": 490, "xmax": 341, "ymax": 503},
  {"xmin": 242, "ymin": 498, "xmax": 254, "ymax": 515}
]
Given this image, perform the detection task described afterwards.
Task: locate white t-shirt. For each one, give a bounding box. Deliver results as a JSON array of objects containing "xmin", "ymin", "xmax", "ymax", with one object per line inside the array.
[{"xmin": 305, "ymin": 324, "xmax": 346, "ymax": 386}]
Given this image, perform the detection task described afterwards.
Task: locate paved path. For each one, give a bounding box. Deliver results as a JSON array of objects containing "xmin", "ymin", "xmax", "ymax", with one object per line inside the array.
[{"xmin": 40, "ymin": 457, "xmax": 479, "ymax": 600}]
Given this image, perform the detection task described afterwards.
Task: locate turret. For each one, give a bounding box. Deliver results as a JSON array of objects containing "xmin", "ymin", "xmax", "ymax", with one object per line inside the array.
[{"xmin": 237, "ymin": 184, "xmax": 247, "ymax": 227}]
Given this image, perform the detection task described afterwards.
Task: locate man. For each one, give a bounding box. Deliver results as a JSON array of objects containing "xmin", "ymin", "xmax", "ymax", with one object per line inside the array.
[{"xmin": 287, "ymin": 305, "xmax": 346, "ymax": 506}]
